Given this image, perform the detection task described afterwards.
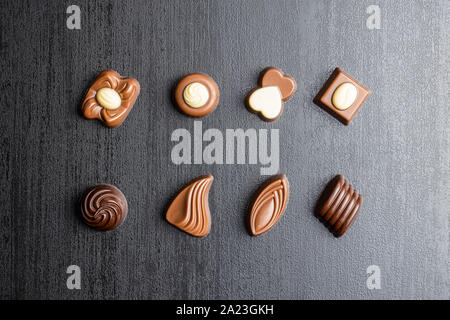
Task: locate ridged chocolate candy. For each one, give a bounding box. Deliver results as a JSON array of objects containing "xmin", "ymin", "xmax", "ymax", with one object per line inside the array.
[
  {"xmin": 166, "ymin": 175, "xmax": 213, "ymax": 237},
  {"xmin": 248, "ymin": 174, "xmax": 289, "ymax": 236},
  {"xmin": 81, "ymin": 184, "xmax": 128, "ymax": 231},
  {"xmin": 315, "ymin": 175, "xmax": 362, "ymax": 237}
]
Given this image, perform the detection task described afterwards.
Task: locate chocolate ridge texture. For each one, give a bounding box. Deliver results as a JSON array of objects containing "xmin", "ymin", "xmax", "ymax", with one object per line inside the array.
[
  {"xmin": 315, "ymin": 175, "xmax": 363, "ymax": 237},
  {"xmin": 248, "ymin": 174, "xmax": 289, "ymax": 236},
  {"xmin": 166, "ymin": 175, "xmax": 213, "ymax": 237},
  {"xmin": 81, "ymin": 184, "xmax": 128, "ymax": 231}
]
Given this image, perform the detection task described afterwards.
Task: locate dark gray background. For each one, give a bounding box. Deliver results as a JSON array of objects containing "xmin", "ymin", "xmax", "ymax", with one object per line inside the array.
[{"xmin": 0, "ymin": 0, "xmax": 448, "ymax": 300}]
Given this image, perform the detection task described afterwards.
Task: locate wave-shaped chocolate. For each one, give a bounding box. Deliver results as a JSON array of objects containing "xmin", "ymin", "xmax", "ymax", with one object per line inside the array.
[
  {"xmin": 166, "ymin": 175, "xmax": 213, "ymax": 237},
  {"xmin": 248, "ymin": 174, "xmax": 289, "ymax": 236},
  {"xmin": 81, "ymin": 184, "xmax": 128, "ymax": 231},
  {"xmin": 315, "ymin": 175, "xmax": 363, "ymax": 237}
]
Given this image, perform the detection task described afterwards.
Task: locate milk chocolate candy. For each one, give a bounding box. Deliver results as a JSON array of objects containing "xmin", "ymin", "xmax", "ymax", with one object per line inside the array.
[
  {"xmin": 315, "ymin": 175, "xmax": 363, "ymax": 237},
  {"xmin": 81, "ymin": 184, "xmax": 128, "ymax": 231},
  {"xmin": 174, "ymin": 73, "xmax": 219, "ymax": 117},
  {"xmin": 246, "ymin": 67, "xmax": 296, "ymax": 122},
  {"xmin": 248, "ymin": 174, "xmax": 289, "ymax": 236},
  {"xmin": 313, "ymin": 68, "xmax": 370, "ymax": 125},
  {"xmin": 166, "ymin": 175, "xmax": 213, "ymax": 237},
  {"xmin": 81, "ymin": 69, "xmax": 140, "ymax": 128}
]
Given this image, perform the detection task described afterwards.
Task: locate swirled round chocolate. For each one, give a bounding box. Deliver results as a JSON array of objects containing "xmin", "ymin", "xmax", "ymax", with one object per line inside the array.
[
  {"xmin": 81, "ymin": 184, "xmax": 128, "ymax": 231},
  {"xmin": 174, "ymin": 73, "xmax": 219, "ymax": 117}
]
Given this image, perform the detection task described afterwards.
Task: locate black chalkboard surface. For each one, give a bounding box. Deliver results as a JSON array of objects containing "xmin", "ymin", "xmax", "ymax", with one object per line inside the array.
[{"xmin": 0, "ymin": 0, "xmax": 448, "ymax": 300}]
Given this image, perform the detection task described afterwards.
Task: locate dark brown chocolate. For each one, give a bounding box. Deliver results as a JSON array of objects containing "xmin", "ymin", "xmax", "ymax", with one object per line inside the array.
[
  {"xmin": 315, "ymin": 175, "xmax": 362, "ymax": 237},
  {"xmin": 248, "ymin": 174, "xmax": 289, "ymax": 236},
  {"xmin": 174, "ymin": 73, "xmax": 219, "ymax": 117},
  {"xmin": 81, "ymin": 69, "xmax": 140, "ymax": 128},
  {"xmin": 81, "ymin": 184, "xmax": 128, "ymax": 231},
  {"xmin": 246, "ymin": 67, "xmax": 296, "ymax": 122},
  {"xmin": 313, "ymin": 68, "xmax": 371, "ymax": 125},
  {"xmin": 166, "ymin": 175, "xmax": 213, "ymax": 237}
]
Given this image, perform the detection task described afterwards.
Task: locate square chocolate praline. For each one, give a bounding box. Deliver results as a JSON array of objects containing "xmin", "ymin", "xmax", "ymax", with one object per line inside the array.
[{"xmin": 313, "ymin": 68, "xmax": 371, "ymax": 125}]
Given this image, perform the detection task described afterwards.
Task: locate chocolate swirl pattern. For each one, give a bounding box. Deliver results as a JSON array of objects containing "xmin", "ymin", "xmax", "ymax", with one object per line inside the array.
[
  {"xmin": 248, "ymin": 174, "xmax": 289, "ymax": 236},
  {"xmin": 174, "ymin": 73, "xmax": 219, "ymax": 117},
  {"xmin": 315, "ymin": 175, "xmax": 363, "ymax": 237},
  {"xmin": 81, "ymin": 184, "xmax": 128, "ymax": 231},
  {"xmin": 166, "ymin": 175, "xmax": 213, "ymax": 237}
]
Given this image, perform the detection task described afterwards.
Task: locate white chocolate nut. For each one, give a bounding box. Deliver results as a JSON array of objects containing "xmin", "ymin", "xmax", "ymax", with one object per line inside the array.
[
  {"xmin": 183, "ymin": 82, "xmax": 209, "ymax": 108},
  {"xmin": 332, "ymin": 83, "xmax": 357, "ymax": 110},
  {"xmin": 96, "ymin": 87, "xmax": 122, "ymax": 110}
]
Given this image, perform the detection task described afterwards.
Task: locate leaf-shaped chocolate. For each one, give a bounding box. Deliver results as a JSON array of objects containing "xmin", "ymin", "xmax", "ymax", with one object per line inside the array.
[
  {"xmin": 248, "ymin": 174, "xmax": 289, "ymax": 236},
  {"xmin": 166, "ymin": 175, "xmax": 213, "ymax": 237}
]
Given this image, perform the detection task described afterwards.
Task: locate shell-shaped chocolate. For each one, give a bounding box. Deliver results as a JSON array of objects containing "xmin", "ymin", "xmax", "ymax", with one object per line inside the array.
[
  {"xmin": 81, "ymin": 184, "xmax": 128, "ymax": 231},
  {"xmin": 166, "ymin": 175, "xmax": 213, "ymax": 237},
  {"xmin": 248, "ymin": 174, "xmax": 289, "ymax": 236},
  {"xmin": 315, "ymin": 175, "xmax": 363, "ymax": 237}
]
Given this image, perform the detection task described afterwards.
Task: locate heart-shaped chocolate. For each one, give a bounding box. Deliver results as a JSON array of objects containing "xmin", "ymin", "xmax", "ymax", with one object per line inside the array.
[
  {"xmin": 260, "ymin": 67, "xmax": 296, "ymax": 101},
  {"xmin": 247, "ymin": 86, "xmax": 283, "ymax": 121},
  {"xmin": 245, "ymin": 67, "xmax": 296, "ymax": 122}
]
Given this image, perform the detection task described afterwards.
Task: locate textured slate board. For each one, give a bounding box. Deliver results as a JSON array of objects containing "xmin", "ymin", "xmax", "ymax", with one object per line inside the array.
[{"xmin": 0, "ymin": 0, "xmax": 448, "ymax": 300}]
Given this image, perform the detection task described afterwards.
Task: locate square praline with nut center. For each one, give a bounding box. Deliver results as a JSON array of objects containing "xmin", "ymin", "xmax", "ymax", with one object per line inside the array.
[{"xmin": 313, "ymin": 68, "xmax": 371, "ymax": 125}]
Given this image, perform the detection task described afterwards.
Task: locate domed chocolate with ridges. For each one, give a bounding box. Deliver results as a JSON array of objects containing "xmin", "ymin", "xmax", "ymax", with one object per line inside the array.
[
  {"xmin": 81, "ymin": 184, "xmax": 128, "ymax": 231},
  {"xmin": 315, "ymin": 175, "xmax": 363, "ymax": 237}
]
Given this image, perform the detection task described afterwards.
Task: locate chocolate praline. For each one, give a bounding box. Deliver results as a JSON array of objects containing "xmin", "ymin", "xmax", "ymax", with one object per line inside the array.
[
  {"xmin": 247, "ymin": 174, "xmax": 289, "ymax": 236},
  {"xmin": 81, "ymin": 184, "xmax": 128, "ymax": 231},
  {"xmin": 313, "ymin": 68, "xmax": 371, "ymax": 125},
  {"xmin": 81, "ymin": 69, "xmax": 140, "ymax": 128},
  {"xmin": 314, "ymin": 175, "xmax": 363, "ymax": 237},
  {"xmin": 174, "ymin": 73, "xmax": 219, "ymax": 117},
  {"xmin": 166, "ymin": 175, "xmax": 214, "ymax": 237}
]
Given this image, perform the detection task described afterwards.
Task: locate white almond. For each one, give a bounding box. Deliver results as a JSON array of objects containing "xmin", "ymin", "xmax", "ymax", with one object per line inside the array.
[
  {"xmin": 96, "ymin": 88, "xmax": 122, "ymax": 110},
  {"xmin": 332, "ymin": 83, "xmax": 357, "ymax": 110}
]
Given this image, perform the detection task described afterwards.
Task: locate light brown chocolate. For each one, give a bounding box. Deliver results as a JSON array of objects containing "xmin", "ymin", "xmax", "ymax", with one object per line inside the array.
[
  {"xmin": 81, "ymin": 69, "xmax": 140, "ymax": 128},
  {"xmin": 315, "ymin": 175, "xmax": 363, "ymax": 237},
  {"xmin": 313, "ymin": 68, "xmax": 371, "ymax": 125},
  {"xmin": 260, "ymin": 67, "xmax": 297, "ymax": 101},
  {"xmin": 248, "ymin": 174, "xmax": 289, "ymax": 236},
  {"xmin": 166, "ymin": 175, "xmax": 213, "ymax": 237},
  {"xmin": 174, "ymin": 73, "xmax": 219, "ymax": 117}
]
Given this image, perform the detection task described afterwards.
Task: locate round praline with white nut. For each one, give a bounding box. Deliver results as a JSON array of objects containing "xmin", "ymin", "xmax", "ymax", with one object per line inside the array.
[{"xmin": 174, "ymin": 73, "xmax": 219, "ymax": 117}]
